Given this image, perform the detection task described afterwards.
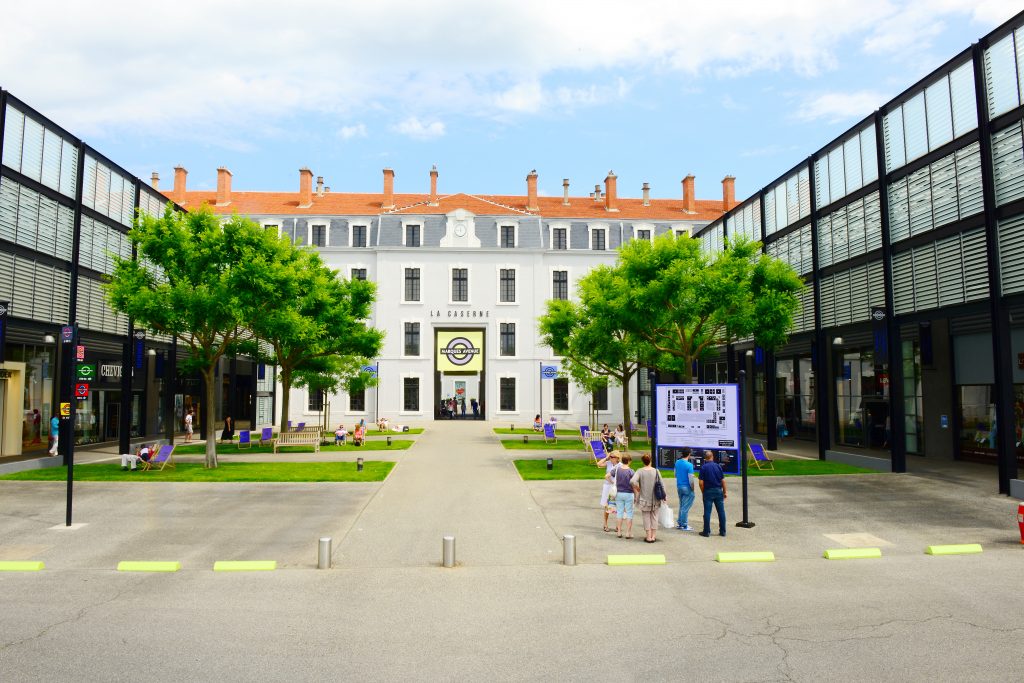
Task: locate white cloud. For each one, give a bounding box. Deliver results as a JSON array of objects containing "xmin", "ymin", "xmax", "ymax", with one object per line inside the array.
[
  {"xmin": 794, "ymin": 91, "xmax": 889, "ymax": 123},
  {"xmin": 338, "ymin": 124, "xmax": 368, "ymax": 140},
  {"xmin": 0, "ymin": 0, "xmax": 1010, "ymax": 146},
  {"xmin": 393, "ymin": 117, "xmax": 446, "ymax": 140}
]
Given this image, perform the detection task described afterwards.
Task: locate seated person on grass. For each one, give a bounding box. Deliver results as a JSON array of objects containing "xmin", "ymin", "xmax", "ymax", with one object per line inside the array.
[
  {"xmin": 353, "ymin": 424, "xmax": 365, "ymax": 446},
  {"xmin": 121, "ymin": 444, "xmax": 152, "ymax": 471},
  {"xmin": 533, "ymin": 414, "xmax": 542, "ymax": 431},
  {"xmin": 334, "ymin": 424, "xmax": 347, "ymax": 445},
  {"xmin": 377, "ymin": 417, "xmax": 389, "ymax": 432}
]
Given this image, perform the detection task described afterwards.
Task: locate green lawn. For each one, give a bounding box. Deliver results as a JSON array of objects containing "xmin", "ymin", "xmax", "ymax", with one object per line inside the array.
[
  {"xmin": 500, "ymin": 438, "xmax": 590, "ymax": 450},
  {"xmin": 493, "ymin": 427, "xmax": 579, "ymax": 436},
  {"xmin": 172, "ymin": 440, "xmax": 414, "ymax": 455},
  {"xmin": 0, "ymin": 461, "xmax": 394, "ymax": 482},
  {"xmin": 514, "ymin": 458, "xmax": 878, "ymax": 480}
]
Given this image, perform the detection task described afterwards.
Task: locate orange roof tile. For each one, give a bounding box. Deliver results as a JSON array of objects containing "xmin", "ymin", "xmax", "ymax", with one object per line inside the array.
[{"xmin": 167, "ymin": 190, "xmax": 725, "ymax": 221}]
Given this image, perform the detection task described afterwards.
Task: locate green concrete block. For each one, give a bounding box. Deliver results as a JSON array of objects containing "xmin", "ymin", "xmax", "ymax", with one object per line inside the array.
[
  {"xmin": 117, "ymin": 561, "xmax": 181, "ymax": 572},
  {"xmin": 823, "ymin": 547, "xmax": 882, "ymax": 560},
  {"xmin": 925, "ymin": 544, "xmax": 983, "ymax": 556},
  {"xmin": 0, "ymin": 561, "xmax": 45, "ymax": 571},
  {"xmin": 607, "ymin": 554, "xmax": 667, "ymax": 566},
  {"xmin": 213, "ymin": 560, "xmax": 277, "ymax": 572},
  {"xmin": 715, "ymin": 551, "xmax": 775, "ymax": 563}
]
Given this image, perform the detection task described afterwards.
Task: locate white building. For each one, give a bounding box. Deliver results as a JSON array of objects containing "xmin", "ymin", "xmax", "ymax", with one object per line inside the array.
[{"xmin": 170, "ymin": 166, "xmax": 729, "ymax": 426}]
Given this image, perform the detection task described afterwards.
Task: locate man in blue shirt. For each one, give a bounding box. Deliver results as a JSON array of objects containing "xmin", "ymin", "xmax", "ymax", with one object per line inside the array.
[
  {"xmin": 673, "ymin": 448, "xmax": 695, "ymax": 531},
  {"xmin": 48, "ymin": 415, "xmax": 60, "ymax": 455},
  {"xmin": 698, "ymin": 450, "xmax": 727, "ymax": 537}
]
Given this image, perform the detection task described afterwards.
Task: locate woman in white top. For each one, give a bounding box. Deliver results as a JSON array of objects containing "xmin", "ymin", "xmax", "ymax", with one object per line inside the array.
[
  {"xmin": 613, "ymin": 424, "xmax": 627, "ymax": 449},
  {"xmin": 596, "ymin": 450, "xmax": 621, "ymax": 532}
]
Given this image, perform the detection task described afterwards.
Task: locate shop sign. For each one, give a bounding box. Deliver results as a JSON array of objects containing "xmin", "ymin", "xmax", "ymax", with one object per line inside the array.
[
  {"xmin": 76, "ymin": 363, "xmax": 96, "ymax": 382},
  {"xmin": 99, "ymin": 362, "xmax": 123, "ymax": 379},
  {"xmin": 74, "ymin": 383, "xmax": 89, "ymax": 399}
]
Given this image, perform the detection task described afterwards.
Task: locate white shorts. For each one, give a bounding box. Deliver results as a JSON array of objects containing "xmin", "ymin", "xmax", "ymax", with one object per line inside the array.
[{"xmin": 600, "ymin": 483, "xmax": 616, "ymax": 507}]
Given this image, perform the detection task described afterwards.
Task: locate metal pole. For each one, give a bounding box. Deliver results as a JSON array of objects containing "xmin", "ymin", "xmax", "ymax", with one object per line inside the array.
[
  {"xmin": 737, "ymin": 369, "xmax": 755, "ymax": 528},
  {"xmin": 317, "ymin": 537, "xmax": 332, "ymax": 569},
  {"xmin": 442, "ymin": 535, "xmax": 455, "ymax": 568},
  {"xmin": 562, "ymin": 534, "xmax": 576, "ymax": 566}
]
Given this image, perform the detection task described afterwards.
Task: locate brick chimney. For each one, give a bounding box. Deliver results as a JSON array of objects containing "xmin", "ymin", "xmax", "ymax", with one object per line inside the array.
[
  {"xmin": 299, "ymin": 168, "xmax": 313, "ymax": 208},
  {"xmin": 604, "ymin": 171, "xmax": 618, "ymax": 212},
  {"xmin": 722, "ymin": 175, "xmax": 736, "ymax": 211},
  {"xmin": 173, "ymin": 166, "xmax": 187, "ymax": 201},
  {"xmin": 216, "ymin": 167, "xmax": 232, "ymax": 206},
  {"xmin": 150, "ymin": 172, "xmax": 159, "ymax": 190},
  {"xmin": 316, "ymin": 175, "xmax": 324, "ymax": 197},
  {"xmin": 429, "ymin": 165, "xmax": 439, "ymax": 206},
  {"xmin": 562, "ymin": 178, "xmax": 570, "ymax": 206},
  {"xmin": 642, "ymin": 182, "xmax": 650, "ymax": 207},
  {"xmin": 382, "ymin": 168, "xmax": 395, "ymax": 210},
  {"xmin": 526, "ymin": 170, "xmax": 539, "ymax": 211},
  {"xmin": 682, "ymin": 174, "xmax": 695, "ymax": 213}
]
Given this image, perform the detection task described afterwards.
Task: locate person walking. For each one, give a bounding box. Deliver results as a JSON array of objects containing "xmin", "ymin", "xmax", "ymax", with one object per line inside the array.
[
  {"xmin": 48, "ymin": 415, "xmax": 60, "ymax": 455},
  {"xmin": 610, "ymin": 454, "xmax": 635, "ymax": 539},
  {"xmin": 597, "ymin": 450, "xmax": 621, "ymax": 532},
  {"xmin": 699, "ymin": 450, "xmax": 727, "ymax": 537},
  {"xmin": 220, "ymin": 415, "xmax": 234, "ymax": 443},
  {"xmin": 184, "ymin": 409, "xmax": 194, "ymax": 442},
  {"xmin": 674, "ymin": 448, "xmax": 696, "ymax": 531},
  {"xmin": 631, "ymin": 454, "xmax": 663, "ymax": 543}
]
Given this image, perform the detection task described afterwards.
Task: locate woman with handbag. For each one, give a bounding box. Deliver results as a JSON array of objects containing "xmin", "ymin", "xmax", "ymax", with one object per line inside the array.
[{"xmin": 630, "ymin": 453, "xmax": 664, "ymax": 543}]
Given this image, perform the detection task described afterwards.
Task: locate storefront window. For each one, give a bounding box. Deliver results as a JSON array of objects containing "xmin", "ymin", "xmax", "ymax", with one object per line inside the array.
[
  {"xmin": 797, "ymin": 357, "xmax": 816, "ymax": 439},
  {"xmin": 902, "ymin": 340, "xmax": 923, "ymax": 454},
  {"xmin": 14, "ymin": 344, "xmax": 56, "ymax": 451},
  {"xmin": 835, "ymin": 349, "xmax": 889, "ymax": 448},
  {"xmin": 957, "ymin": 385, "xmax": 994, "ymax": 462}
]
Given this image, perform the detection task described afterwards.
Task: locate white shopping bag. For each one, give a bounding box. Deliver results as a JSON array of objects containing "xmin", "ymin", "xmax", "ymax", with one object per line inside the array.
[{"xmin": 658, "ymin": 503, "xmax": 674, "ymax": 529}]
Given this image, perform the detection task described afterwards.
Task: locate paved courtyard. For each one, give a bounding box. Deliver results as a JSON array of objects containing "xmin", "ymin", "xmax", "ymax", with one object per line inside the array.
[{"xmin": 0, "ymin": 422, "xmax": 1021, "ymax": 681}]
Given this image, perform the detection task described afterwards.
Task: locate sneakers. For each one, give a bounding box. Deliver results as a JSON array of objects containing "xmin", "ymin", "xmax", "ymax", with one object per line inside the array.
[{"xmin": 676, "ymin": 525, "xmax": 694, "ymax": 531}]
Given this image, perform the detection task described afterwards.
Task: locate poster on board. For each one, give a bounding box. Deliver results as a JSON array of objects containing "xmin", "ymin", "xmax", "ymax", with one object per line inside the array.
[{"xmin": 654, "ymin": 384, "xmax": 740, "ymax": 474}]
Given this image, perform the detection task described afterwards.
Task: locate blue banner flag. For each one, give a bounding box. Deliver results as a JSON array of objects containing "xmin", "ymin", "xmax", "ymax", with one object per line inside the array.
[
  {"xmin": 362, "ymin": 365, "xmax": 378, "ymax": 376},
  {"xmin": 540, "ymin": 365, "xmax": 558, "ymax": 379}
]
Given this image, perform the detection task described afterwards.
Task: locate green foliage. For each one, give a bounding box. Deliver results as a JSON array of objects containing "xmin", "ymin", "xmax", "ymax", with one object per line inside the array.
[
  {"xmin": 617, "ymin": 233, "xmax": 804, "ymax": 381},
  {"xmin": 105, "ymin": 206, "xmax": 299, "ymax": 468}
]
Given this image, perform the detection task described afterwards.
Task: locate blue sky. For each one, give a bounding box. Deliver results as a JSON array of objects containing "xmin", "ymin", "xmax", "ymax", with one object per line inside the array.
[{"xmin": 1, "ymin": 1, "xmax": 1016, "ymax": 203}]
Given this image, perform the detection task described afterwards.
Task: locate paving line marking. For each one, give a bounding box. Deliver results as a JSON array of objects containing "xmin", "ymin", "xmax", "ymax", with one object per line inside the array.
[{"xmin": 716, "ymin": 551, "xmax": 776, "ymax": 563}]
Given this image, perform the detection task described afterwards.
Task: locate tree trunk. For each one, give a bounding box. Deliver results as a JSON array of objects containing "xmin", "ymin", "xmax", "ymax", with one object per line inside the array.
[
  {"xmin": 202, "ymin": 366, "xmax": 218, "ymax": 469},
  {"xmin": 279, "ymin": 366, "xmax": 292, "ymax": 433}
]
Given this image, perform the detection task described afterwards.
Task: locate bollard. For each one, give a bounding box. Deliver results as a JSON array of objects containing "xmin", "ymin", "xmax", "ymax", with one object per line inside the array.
[
  {"xmin": 318, "ymin": 537, "xmax": 332, "ymax": 569},
  {"xmin": 523, "ymin": 435, "xmax": 528, "ymax": 444},
  {"xmin": 356, "ymin": 457, "xmax": 364, "ymax": 472},
  {"xmin": 387, "ymin": 436, "xmax": 392, "ymax": 446},
  {"xmin": 546, "ymin": 457, "xmax": 553, "ymax": 471},
  {"xmin": 442, "ymin": 535, "xmax": 456, "ymax": 568},
  {"xmin": 563, "ymin": 534, "xmax": 576, "ymax": 566}
]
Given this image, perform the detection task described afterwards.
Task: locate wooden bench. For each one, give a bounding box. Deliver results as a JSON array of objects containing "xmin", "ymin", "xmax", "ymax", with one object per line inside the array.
[{"xmin": 273, "ymin": 431, "xmax": 321, "ymax": 454}]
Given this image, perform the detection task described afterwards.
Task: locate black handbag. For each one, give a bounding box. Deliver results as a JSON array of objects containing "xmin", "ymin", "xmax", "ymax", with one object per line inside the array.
[{"xmin": 653, "ymin": 471, "xmax": 667, "ymax": 501}]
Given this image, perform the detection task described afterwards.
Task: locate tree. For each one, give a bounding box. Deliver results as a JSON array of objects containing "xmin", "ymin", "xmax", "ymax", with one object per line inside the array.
[
  {"xmin": 105, "ymin": 206, "xmax": 295, "ymax": 468},
  {"xmin": 616, "ymin": 233, "xmax": 804, "ymax": 382},
  {"xmin": 538, "ymin": 264, "xmax": 653, "ymax": 442},
  {"xmin": 246, "ymin": 249, "xmax": 383, "ymax": 435}
]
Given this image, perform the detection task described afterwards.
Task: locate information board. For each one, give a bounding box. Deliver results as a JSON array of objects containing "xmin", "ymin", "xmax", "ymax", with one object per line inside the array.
[{"xmin": 656, "ymin": 384, "xmax": 738, "ymax": 449}]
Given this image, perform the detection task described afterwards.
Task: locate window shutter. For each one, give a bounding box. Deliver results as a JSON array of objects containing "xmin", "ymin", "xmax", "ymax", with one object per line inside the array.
[
  {"xmin": 892, "ymin": 250, "xmax": 915, "ymax": 314},
  {"xmin": 998, "ymin": 214, "xmax": 1024, "ymax": 294},
  {"xmin": 961, "ymin": 228, "xmax": 989, "ymax": 302},
  {"xmin": 912, "ymin": 243, "xmax": 938, "ymax": 310}
]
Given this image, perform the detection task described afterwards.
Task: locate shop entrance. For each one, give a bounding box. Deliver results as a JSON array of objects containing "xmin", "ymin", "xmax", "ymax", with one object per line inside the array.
[{"xmin": 433, "ymin": 328, "xmax": 485, "ymax": 420}]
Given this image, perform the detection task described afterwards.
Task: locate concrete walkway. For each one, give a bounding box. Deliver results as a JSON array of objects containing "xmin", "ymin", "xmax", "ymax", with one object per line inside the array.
[{"xmin": 335, "ymin": 420, "xmax": 561, "ymax": 567}]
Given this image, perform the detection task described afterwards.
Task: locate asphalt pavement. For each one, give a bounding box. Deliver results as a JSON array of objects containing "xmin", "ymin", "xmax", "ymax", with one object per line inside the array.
[{"xmin": 0, "ymin": 421, "xmax": 1021, "ymax": 681}]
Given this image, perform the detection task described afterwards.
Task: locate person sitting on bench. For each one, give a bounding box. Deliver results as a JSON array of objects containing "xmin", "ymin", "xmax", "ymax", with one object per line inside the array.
[{"xmin": 121, "ymin": 444, "xmax": 153, "ymax": 471}]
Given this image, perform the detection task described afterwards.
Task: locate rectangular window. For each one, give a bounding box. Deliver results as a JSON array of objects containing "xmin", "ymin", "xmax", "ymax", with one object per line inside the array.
[
  {"xmin": 553, "ymin": 378, "xmax": 569, "ymax": 411},
  {"xmin": 352, "ymin": 225, "xmax": 367, "ymax": 247},
  {"xmin": 636, "ymin": 229, "xmax": 651, "ymax": 241},
  {"xmin": 403, "ymin": 377, "xmax": 420, "ymax": 412},
  {"xmin": 405, "ymin": 224, "xmax": 421, "ymax": 247},
  {"xmin": 404, "ymin": 268, "xmax": 420, "ymax": 302},
  {"xmin": 500, "ymin": 225, "xmax": 515, "ymax": 248},
  {"xmin": 308, "ymin": 389, "xmax": 324, "ymax": 411},
  {"xmin": 351, "ymin": 268, "xmax": 367, "ymax": 281},
  {"xmin": 499, "ymin": 269, "xmax": 516, "ymax": 303},
  {"xmin": 552, "ymin": 227, "xmax": 567, "ymax": 250},
  {"xmin": 500, "ymin": 377, "xmax": 516, "ymax": 412},
  {"xmin": 553, "ymin": 270, "xmax": 568, "ymax": 300},
  {"xmin": 594, "ymin": 385, "xmax": 608, "ymax": 411},
  {"xmin": 349, "ymin": 388, "xmax": 365, "ymax": 412},
  {"xmin": 452, "ymin": 268, "xmax": 468, "ymax": 302},
  {"xmin": 500, "ymin": 323, "xmax": 516, "ymax": 356},
  {"xmin": 404, "ymin": 322, "xmax": 420, "ymax": 356},
  {"xmin": 311, "ymin": 224, "xmax": 327, "ymax": 247},
  {"xmin": 592, "ymin": 228, "xmax": 606, "ymax": 250},
  {"xmin": 265, "ymin": 224, "xmax": 279, "ymax": 236}
]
